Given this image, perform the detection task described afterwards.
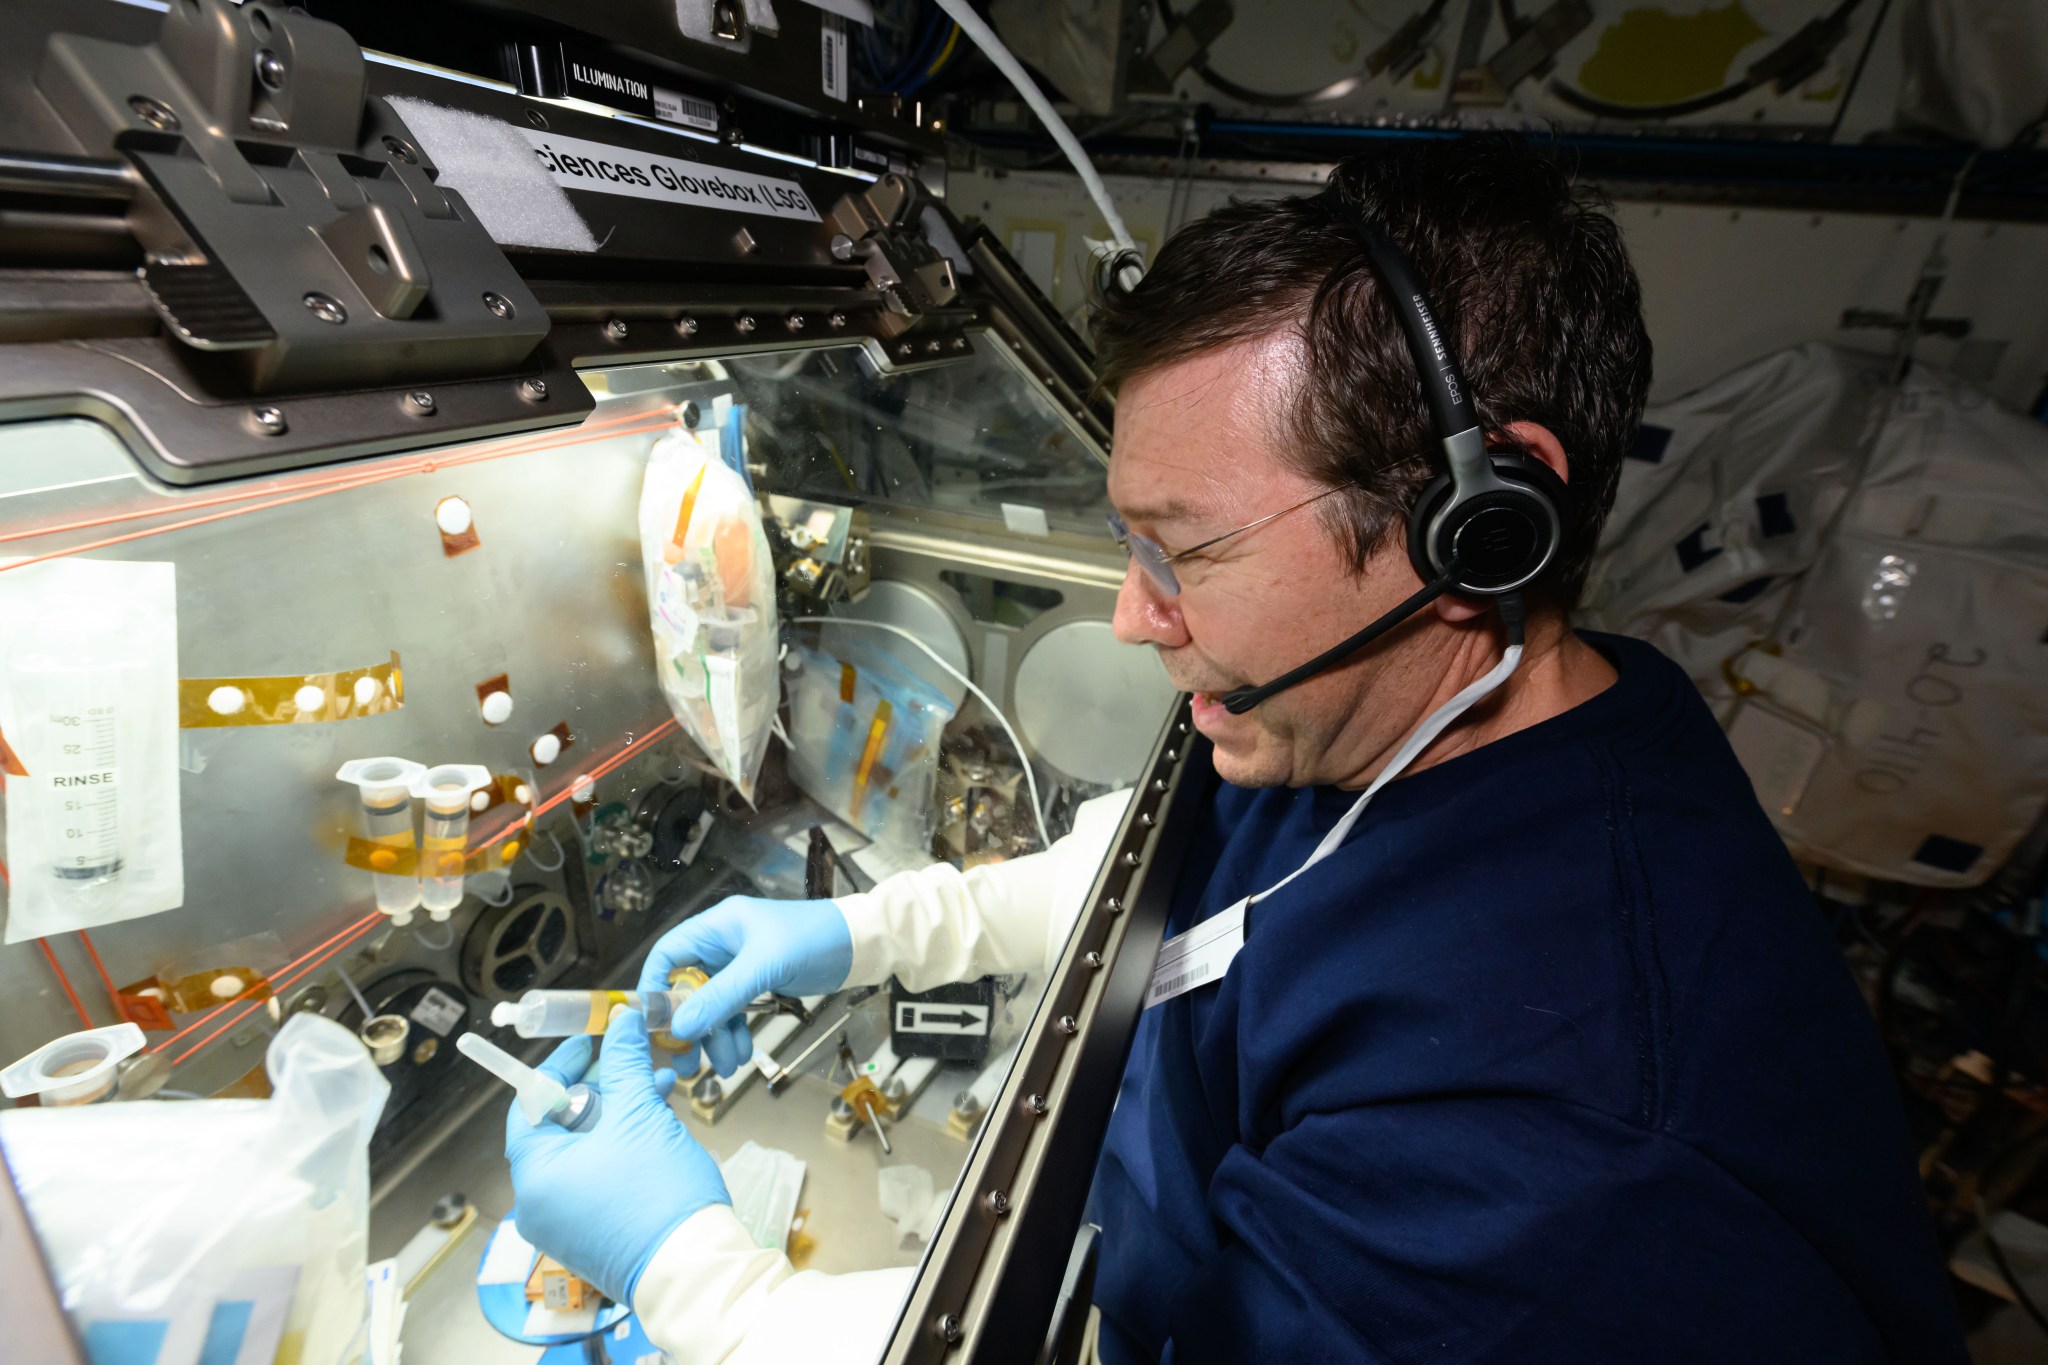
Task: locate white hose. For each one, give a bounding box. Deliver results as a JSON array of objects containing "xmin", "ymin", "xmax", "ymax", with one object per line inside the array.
[
  {"xmin": 929, "ymin": 0, "xmax": 1142, "ymax": 279},
  {"xmin": 791, "ymin": 615, "xmax": 1053, "ymax": 852}
]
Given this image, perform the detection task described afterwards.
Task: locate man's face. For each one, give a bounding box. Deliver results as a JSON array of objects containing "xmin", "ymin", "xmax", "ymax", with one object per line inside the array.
[{"xmin": 1107, "ymin": 330, "xmax": 1437, "ymax": 789}]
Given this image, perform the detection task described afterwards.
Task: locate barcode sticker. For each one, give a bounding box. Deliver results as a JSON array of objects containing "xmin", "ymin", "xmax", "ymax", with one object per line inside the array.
[
  {"xmin": 409, "ymin": 986, "xmax": 466, "ymax": 1036},
  {"xmin": 1145, "ymin": 898, "xmax": 1247, "ymax": 1008},
  {"xmin": 1149, "ymin": 961, "xmax": 1212, "ymax": 1001},
  {"xmin": 821, "ymin": 15, "xmax": 848, "ymax": 101},
  {"xmin": 652, "ymin": 86, "xmax": 720, "ymax": 133}
]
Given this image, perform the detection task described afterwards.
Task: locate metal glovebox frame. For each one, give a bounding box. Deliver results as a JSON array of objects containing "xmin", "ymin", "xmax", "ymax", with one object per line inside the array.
[{"xmin": 0, "ymin": 2, "xmax": 1184, "ymax": 1360}]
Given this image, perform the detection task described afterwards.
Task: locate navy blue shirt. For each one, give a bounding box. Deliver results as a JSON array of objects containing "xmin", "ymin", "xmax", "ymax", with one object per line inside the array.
[{"xmin": 1086, "ymin": 633, "xmax": 1962, "ymax": 1364}]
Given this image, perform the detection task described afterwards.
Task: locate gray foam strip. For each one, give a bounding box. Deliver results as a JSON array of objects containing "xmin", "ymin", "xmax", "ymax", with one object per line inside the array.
[{"xmin": 387, "ymin": 96, "xmax": 601, "ymax": 253}]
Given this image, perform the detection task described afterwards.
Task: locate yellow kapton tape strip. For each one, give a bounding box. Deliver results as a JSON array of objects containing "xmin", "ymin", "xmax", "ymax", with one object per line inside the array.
[
  {"xmin": 182, "ymin": 652, "xmax": 404, "ymax": 728},
  {"xmin": 850, "ymin": 697, "xmax": 892, "ymax": 821},
  {"xmin": 342, "ymin": 833, "xmax": 527, "ymax": 878}
]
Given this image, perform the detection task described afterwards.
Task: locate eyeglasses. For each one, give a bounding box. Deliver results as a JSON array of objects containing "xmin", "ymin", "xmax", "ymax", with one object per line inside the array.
[{"xmin": 1106, "ymin": 485, "xmax": 1355, "ymax": 597}]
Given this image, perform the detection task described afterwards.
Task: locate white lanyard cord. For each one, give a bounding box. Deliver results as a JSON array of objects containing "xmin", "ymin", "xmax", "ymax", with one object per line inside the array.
[{"xmin": 1252, "ymin": 642, "xmax": 1525, "ymax": 906}]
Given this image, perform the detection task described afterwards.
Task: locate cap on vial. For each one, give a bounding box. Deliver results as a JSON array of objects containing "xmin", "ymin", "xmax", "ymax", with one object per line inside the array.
[
  {"xmin": 2, "ymin": 1023, "xmax": 146, "ymax": 1105},
  {"xmin": 337, "ymin": 756, "xmax": 427, "ymax": 794},
  {"xmin": 435, "ymin": 496, "xmax": 474, "ymax": 536}
]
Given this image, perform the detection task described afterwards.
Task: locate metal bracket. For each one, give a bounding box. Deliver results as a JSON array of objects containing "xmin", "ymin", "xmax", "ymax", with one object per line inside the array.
[
  {"xmin": 828, "ymin": 173, "xmax": 972, "ymax": 339},
  {"xmin": 1126, "ymin": 0, "xmax": 1233, "ymax": 94},
  {"xmin": 1454, "ymin": 0, "xmax": 1592, "ymax": 105},
  {"xmin": 37, "ymin": 0, "xmax": 548, "ymax": 391}
]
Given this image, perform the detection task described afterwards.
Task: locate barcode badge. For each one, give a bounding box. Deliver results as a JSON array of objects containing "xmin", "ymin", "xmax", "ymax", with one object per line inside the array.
[
  {"xmin": 821, "ymin": 15, "xmax": 848, "ymax": 102},
  {"xmin": 653, "ymin": 87, "xmax": 719, "ymax": 134},
  {"xmin": 1145, "ymin": 898, "xmax": 1248, "ymax": 1008},
  {"xmin": 409, "ymin": 986, "xmax": 466, "ymax": 1036}
]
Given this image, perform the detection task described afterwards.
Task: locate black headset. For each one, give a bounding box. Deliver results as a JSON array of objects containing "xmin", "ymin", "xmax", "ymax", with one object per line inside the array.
[{"xmin": 1219, "ymin": 188, "xmax": 1566, "ymax": 714}]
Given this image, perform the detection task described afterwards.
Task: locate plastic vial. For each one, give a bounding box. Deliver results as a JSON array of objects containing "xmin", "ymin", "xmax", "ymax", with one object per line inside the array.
[
  {"xmin": 336, "ymin": 757, "xmax": 426, "ymax": 925},
  {"xmin": 10, "ymin": 606, "xmax": 135, "ymax": 892},
  {"xmin": 490, "ymin": 980, "xmax": 699, "ymax": 1039},
  {"xmin": 455, "ymin": 1031, "xmax": 599, "ymax": 1132},
  {"xmin": 413, "ymin": 764, "xmax": 491, "ymax": 921}
]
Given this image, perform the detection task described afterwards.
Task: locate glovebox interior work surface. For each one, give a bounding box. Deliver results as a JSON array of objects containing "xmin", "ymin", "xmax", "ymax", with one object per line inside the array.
[{"xmin": 0, "ymin": 334, "xmax": 1178, "ymax": 1355}]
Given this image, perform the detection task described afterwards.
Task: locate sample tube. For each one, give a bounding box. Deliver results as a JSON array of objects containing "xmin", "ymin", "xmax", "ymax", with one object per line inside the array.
[
  {"xmin": 490, "ymin": 978, "xmax": 701, "ymax": 1040},
  {"xmin": 336, "ymin": 757, "xmax": 426, "ymax": 925},
  {"xmin": 413, "ymin": 764, "xmax": 491, "ymax": 921},
  {"xmin": 455, "ymin": 1031, "xmax": 599, "ymax": 1131}
]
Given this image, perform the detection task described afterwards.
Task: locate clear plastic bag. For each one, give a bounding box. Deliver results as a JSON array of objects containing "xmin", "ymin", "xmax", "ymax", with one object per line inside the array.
[
  {"xmin": 0, "ymin": 1014, "xmax": 390, "ymax": 1365},
  {"xmin": 0, "ymin": 558, "xmax": 184, "ymax": 943},
  {"xmin": 784, "ymin": 637, "xmax": 956, "ymax": 855},
  {"xmin": 638, "ymin": 422, "xmax": 779, "ymax": 801}
]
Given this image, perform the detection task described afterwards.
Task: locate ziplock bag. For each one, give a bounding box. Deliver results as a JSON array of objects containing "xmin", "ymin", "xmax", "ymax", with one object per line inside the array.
[
  {"xmin": 0, "ymin": 558, "xmax": 183, "ymax": 942},
  {"xmin": 785, "ymin": 636, "xmax": 955, "ymax": 856},
  {"xmin": 638, "ymin": 419, "xmax": 780, "ymax": 801},
  {"xmin": 0, "ymin": 1013, "xmax": 390, "ymax": 1365}
]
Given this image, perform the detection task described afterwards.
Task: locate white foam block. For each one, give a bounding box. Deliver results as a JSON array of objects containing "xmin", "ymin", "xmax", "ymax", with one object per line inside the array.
[
  {"xmin": 477, "ymin": 1219, "xmax": 539, "ymax": 1285},
  {"xmin": 386, "ymin": 97, "xmax": 600, "ymax": 252},
  {"xmin": 523, "ymin": 1301, "xmax": 600, "ymax": 1337}
]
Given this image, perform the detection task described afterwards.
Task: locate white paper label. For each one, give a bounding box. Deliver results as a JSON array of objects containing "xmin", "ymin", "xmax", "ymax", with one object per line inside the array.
[
  {"xmin": 409, "ymin": 986, "xmax": 465, "ymax": 1036},
  {"xmin": 522, "ymin": 129, "xmax": 819, "ymax": 220},
  {"xmin": 706, "ymin": 652, "xmax": 745, "ymax": 773},
  {"xmin": 1726, "ymin": 700, "xmax": 1827, "ymax": 818},
  {"xmin": 679, "ymin": 809, "xmax": 715, "ymax": 866},
  {"xmin": 1001, "ymin": 503, "xmax": 1051, "ymax": 536},
  {"xmin": 821, "ymin": 15, "xmax": 849, "ymax": 101},
  {"xmin": 652, "ymin": 86, "xmax": 720, "ymax": 132},
  {"xmin": 1145, "ymin": 899, "xmax": 1247, "ymax": 1008},
  {"xmin": 896, "ymin": 1001, "xmax": 990, "ymax": 1034}
]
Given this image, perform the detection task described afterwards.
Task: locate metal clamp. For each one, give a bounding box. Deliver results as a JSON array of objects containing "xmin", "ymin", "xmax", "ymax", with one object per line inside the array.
[
  {"xmin": 828, "ymin": 174, "xmax": 971, "ymax": 339},
  {"xmin": 37, "ymin": 0, "xmax": 548, "ymax": 391}
]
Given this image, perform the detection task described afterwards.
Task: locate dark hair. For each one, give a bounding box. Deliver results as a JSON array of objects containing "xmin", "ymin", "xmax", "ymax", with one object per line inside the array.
[{"xmin": 1090, "ymin": 134, "xmax": 1652, "ymax": 608}]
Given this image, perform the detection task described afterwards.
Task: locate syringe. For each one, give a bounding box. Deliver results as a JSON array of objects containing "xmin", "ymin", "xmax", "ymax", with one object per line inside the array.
[
  {"xmin": 490, "ymin": 983, "xmax": 700, "ymax": 1040},
  {"xmin": 455, "ymin": 1031, "xmax": 600, "ymax": 1132}
]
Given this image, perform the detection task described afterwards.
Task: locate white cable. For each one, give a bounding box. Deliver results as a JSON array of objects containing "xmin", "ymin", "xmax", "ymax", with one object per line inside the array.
[
  {"xmin": 791, "ymin": 615, "xmax": 1054, "ymax": 851},
  {"xmin": 523, "ymin": 826, "xmax": 566, "ymax": 873},
  {"xmin": 414, "ymin": 915, "xmax": 460, "ymax": 948},
  {"xmin": 334, "ymin": 961, "xmax": 377, "ymax": 1022},
  {"xmin": 928, "ymin": 0, "xmax": 1142, "ymax": 281},
  {"xmin": 1261, "ymin": 643, "xmax": 1524, "ymax": 904}
]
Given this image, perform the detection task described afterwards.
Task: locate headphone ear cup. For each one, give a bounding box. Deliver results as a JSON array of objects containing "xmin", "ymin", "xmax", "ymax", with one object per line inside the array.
[
  {"xmin": 1487, "ymin": 450, "xmax": 1570, "ymax": 517},
  {"xmin": 1408, "ymin": 451, "xmax": 1571, "ymax": 595},
  {"xmin": 1406, "ymin": 471, "xmax": 1456, "ymax": 582}
]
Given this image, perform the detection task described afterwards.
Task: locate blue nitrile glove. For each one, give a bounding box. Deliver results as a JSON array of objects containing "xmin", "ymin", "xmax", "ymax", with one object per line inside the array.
[
  {"xmin": 504, "ymin": 1009, "xmax": 728, "ymax": 1306},
  {"xmin": 637, "ymin": 896, "xmax": 853, "ymax": 1078}
]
